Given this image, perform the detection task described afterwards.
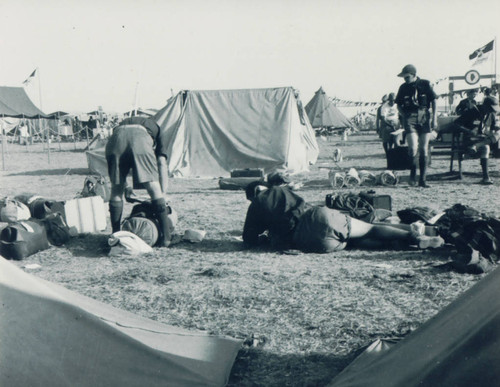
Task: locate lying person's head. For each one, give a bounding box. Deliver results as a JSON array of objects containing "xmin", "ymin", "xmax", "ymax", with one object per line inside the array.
[{"xmin": 245, "ymin": 181, "xmax": 269, "ymax": 201}]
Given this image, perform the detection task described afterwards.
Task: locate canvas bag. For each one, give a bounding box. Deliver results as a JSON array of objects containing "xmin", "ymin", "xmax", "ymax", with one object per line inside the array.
[
  {"xmin": 14, "ymin": 194, "xmax": 66, "ymax": 220},
  {"xmin": 0, "ymin": 199, "xmax": 31, "ymax": 223},
  {"xmin": 81, "ymin": 175, "xmax": 111, "ymax": 202}
]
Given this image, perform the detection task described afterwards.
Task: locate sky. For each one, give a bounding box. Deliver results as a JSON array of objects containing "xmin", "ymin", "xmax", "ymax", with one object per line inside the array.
[{"xmin": 1, "ymin": 0, "xmax": 499, "ymax": 115}]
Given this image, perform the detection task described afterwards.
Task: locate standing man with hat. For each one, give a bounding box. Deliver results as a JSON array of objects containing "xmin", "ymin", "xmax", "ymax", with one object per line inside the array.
[{"xmin": 395, "ymin": 64, "xmax": 437, "ymax": 187}]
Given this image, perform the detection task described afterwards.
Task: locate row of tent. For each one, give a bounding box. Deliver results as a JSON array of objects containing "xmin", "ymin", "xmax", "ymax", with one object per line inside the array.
[
  {"xmin": 0, "ymin": 84, "xmax": 353, "ymax": 177},
  {"xmin": 88, "ymin": 86, "xmax": 353, "ymax": 178}
]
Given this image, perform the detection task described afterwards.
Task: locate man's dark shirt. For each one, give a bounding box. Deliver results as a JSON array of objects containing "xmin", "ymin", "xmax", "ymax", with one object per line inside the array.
[
  {"xmin": 455, "ymin": 98, "xmax": 481, "ymax": 129},
  {"xmin": 395, "ymin": 77, "xmax": 437, "ymax": 114},
  {"xmin": 243, "ymin": 185, "xmax": 308, "ymax": 250}
]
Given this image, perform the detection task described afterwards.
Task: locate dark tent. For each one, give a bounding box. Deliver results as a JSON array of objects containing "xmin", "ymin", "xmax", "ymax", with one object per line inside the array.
[
  {"xmin": 0, "ymin": 86, "xmax": 47, "ymax": 118},
  {"xmin": 328, "ymin": 267, "xmax": 500, "ymax": 387},
  {"xmin": 305, "ymin": 87, "xmax": 352, "ymax": 129}
]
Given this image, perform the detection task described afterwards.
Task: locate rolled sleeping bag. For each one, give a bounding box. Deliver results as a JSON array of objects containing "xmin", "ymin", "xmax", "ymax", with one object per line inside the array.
[
  {"xmin": 378, "ymin": 170, "xmax": 399, "ymax": 186},
  {"xmin": 344, "ymin": 168, "xmax": 361, "ymax": 188},
  {"xmin": 123, "ymin": 204, "xmax": 178, "ymax": 246},
  {"xmin": 122, "ymin": 217, "xmax": 159, "ymax": 247},
  {"xmin": 358, "ymin": 170, "xmax": 377, "ymax": 186},
  {"xmin": 328, "ymin": 170, "xmax": 345, "ymax": 188}
]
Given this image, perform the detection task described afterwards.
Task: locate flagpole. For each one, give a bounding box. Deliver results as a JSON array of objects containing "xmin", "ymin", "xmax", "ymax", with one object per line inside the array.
[
  {"xmin": 37, "ymin": 67, "xmax": 42, "ymax": 111},
  {"xmin": 495, "ymin": 36, "xmax": 497, "ymax": 85}
]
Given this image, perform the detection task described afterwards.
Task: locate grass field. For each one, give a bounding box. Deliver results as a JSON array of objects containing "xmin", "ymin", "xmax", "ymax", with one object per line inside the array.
[{"xmin": 1, "ymin": 133, "xmax": 498, "ymax": 386}]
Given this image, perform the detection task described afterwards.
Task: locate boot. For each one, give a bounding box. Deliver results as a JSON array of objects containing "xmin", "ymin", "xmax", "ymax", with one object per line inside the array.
[
  {"xmin": 152, "ymin": 198, "xmax": 172, "ymax": 247},
  {"xmin": 418, "ymin": 155, "xmax": 430, "ymax": 188},
  {"xmin": 480, "ymin": 158, "xmax": 493, "ymax": 185},
  {"xmin": 109, "ymin": 200, "xmax": 123, "ymax": 233},
  {"xmin": 409, "ymin": 156, "xmax": 418, "ymax": 186}
]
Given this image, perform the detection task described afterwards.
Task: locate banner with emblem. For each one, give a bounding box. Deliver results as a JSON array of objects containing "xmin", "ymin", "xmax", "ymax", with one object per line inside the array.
[{"xmin": 469, "ymin": 40, "xmax": 494, "ymax": 67}]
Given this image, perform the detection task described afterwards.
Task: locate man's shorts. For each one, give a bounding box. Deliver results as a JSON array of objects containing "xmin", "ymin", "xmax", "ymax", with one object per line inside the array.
[
  {"xmin": 105, "ymin": 125, "xmax": 158, "ymax": 186},
  {"xmin": 403, "ymin": 110, "xmax": 432, "ymax": 134},
  {"xmin": 293, "ymin": 206, "xmax": 351, "ymax": 253}
]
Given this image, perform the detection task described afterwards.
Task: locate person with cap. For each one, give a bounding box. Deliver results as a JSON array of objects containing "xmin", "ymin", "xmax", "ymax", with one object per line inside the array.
[
  {"xmin": 380, "ymin": 92, "xmax": 401, "ymax": 156},
  {"xmin": 376, "ymin": 94, "xmax": 388, "ymax": 138},
  {"xmin": 243, "ymin": 176, "xmax": 444, "ymax": 253},
  {"xmin": 467, "ymin": 94, "xmax": 500, "ymax": 184},
  {"xmin": 105, "ymin": 116, "xmax": 173, "ymax": 246},
  {"xmin": 395, "ymin": 64, "xmax": 437, "ymax": 187}
]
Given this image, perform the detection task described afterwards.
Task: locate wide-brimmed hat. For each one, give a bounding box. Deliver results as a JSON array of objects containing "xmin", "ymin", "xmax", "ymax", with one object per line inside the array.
[{"xmin": 398, "ymin": 64, "xmax": 417, "ymax": 77}]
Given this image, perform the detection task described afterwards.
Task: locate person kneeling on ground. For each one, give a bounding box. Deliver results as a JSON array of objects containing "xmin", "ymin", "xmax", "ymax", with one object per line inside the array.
[
  {"xmin": 105, "ymin": 116, "xmax": 172, "ymax": 247},
  {"xmin": 242, "ymin": 178, "xmax": 443, "ymax": 253}
]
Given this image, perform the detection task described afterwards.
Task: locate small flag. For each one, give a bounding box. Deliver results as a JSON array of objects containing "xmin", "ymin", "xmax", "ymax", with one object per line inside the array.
[
  {"xmin": 469, "ymin": 40, "xmax": 494, "ymax": 66},
  {"xmin": 22, "ymin": 69, "xmax": 37, "ymax": 85}
]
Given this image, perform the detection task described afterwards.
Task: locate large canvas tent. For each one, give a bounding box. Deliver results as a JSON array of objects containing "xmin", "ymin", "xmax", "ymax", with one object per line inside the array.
[
  {"xmin": 0, "ymin": 86, "xmax": 47, "ymax": 118},
  {"xmin": 328, "ymin": 267, "xmax": 500, "ymax": 387},
  {"xmin": 0, "ymin": 257, "xmax": 242, "ymax": 386},
  {"xmin": 153, "ymin": 87, "xmax": 319, "ymax": 178},
  {"xmin": 305, "ymin": 87, "xmax": 353, "ymax": 130}
]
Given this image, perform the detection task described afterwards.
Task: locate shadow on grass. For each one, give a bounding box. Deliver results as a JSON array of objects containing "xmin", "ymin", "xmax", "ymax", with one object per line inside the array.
[
  {"xmin": 8, "ymin": 168, "xmax": 90, "ymax": 176},
  {"xmin": 65, "ymin": 233, "xmax": 110, "ymax": 257},
  {"xmin": 227, "ymin": 347, "xmax": 360, "ymax": 387},
  {"xmin": 174, "ymin": 239, "xmax": 246, "ymax": 253},
  {"xmin": 346, "ymin": 153, "xmax": 385, "ymax": 160}
]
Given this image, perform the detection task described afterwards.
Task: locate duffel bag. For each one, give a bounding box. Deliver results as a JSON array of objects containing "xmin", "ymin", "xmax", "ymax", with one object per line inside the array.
[{"xmin": 0, "ymin": 220, "xmax": 50, "ymax": 260}]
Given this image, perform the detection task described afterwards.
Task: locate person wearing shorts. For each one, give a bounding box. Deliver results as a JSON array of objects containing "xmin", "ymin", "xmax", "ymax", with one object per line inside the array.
[
  {"xmin": 243, "ymin": 181, "xmax": 443, "ymax": 253},
  {"xmin": 468, "ymin": 95, "xmax": 500, "ymax": 184},
  {"xmin": 395, "ymin": 64, "xmax": 437, "ymax": 188},
  {"xmin": 105, "ymin": 116, "xmax": 172, "ymax": 246}
]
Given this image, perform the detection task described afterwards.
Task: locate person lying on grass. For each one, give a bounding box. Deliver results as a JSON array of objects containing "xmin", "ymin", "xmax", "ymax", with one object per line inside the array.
[{"xmin": 242, "ymin": 175, "xmax": 444, "ymax": 253}]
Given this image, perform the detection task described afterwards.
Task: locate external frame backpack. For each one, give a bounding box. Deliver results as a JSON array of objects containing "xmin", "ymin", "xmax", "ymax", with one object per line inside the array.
[{"xmin": 81, "ymin": 175, "xmax": 111, "ymax": 202}]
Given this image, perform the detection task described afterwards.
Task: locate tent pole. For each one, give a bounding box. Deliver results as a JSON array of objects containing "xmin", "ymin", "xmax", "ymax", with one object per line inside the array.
[
  {"xmin": 85, "ymin": 125, "xmax": 90, "ymax": 149},
  {"xmin": 46, "ymin": 119, "xmax": 51, "ymax": 164},
  {"xmin": 57, "ymin": 114, "xmax": 62, "ymax": 151},
  {"xmin": 1, "ymin": 117, "xmax": 5, "ymax": 171}
]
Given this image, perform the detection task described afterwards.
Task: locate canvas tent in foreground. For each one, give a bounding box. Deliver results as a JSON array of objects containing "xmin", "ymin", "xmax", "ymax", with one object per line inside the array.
[
  {"xmin": 305, "ymin": 87, "xmax": 353, "ymax": 130},
  {"xmin": 0, "ymin": 257, "xmax": 242, "ymax": 387},
  {"xmin": 153, "ymin": 87, "xmax": 319, "ymax": 178},
  {"xmin": 328, "ymin": 267, "xmax": 500, "ymax": 387}
]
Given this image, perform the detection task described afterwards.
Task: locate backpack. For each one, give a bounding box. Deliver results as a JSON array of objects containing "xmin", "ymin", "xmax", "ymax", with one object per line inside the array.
[
  {"xmin": 326, "ymin": 192, "xmax": 375, "ymax": 223},
  {"xmin": 123, "ymin": 202, "xmax": 177, "ymax": 246},
  {"xmin": 41, "ymin": 213, "xmax": 71, "ymax": 246},
  {"xmin": 81, "ymin": 175, "xmax": 111, "ymax": 202},
  {"xmin": 14, "ymin": 194, "xmax": 66, "ymax": 220}
]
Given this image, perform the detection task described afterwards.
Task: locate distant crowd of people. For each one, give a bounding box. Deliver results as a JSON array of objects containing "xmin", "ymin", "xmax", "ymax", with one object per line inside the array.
[{"xmin": 376, "ymin": 64, "xmax": 499, "ymax": 186}]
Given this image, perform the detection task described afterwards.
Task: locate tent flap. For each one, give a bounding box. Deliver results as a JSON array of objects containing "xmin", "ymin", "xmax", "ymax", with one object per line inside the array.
[
  {"xmin": 328, "ymin": 268, "xmax": 500, "ymax": 387},
  {"xmin": 0, "ymin": 257, "xmax": 242, "ymax": 387}
]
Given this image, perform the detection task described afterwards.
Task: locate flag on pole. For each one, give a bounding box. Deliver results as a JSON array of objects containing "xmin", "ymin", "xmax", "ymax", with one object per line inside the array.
[
  {"xmin": 22, "ymin": 69, "xmax": 37, "ymax": 85},
  {"xmin": 469, "ymin": 40, "xmax": 494, "ymax": 66}
]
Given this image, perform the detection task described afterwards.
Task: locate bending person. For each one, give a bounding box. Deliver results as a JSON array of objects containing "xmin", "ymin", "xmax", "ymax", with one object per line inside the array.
[
  {"xmin": 105, "ymin": 116, "xmax": 172, "ymax": 247},
  {"xmin": 243, "ymin": 179, "xmax": 443, "ymax": 253}
]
